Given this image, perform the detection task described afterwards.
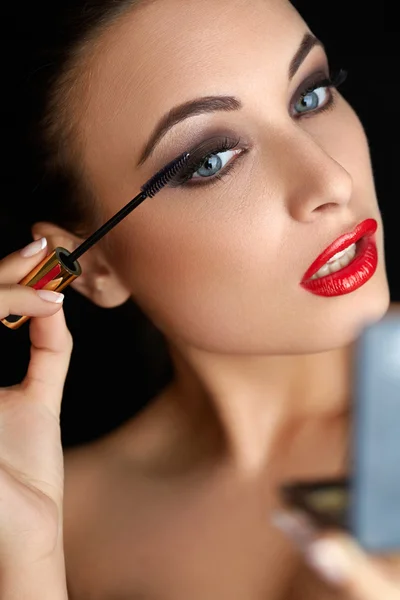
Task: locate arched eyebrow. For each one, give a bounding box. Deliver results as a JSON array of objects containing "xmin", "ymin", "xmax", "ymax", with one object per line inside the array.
[
  {"xmin": 288, "ymin": 32, "xmax": 323, "ymax": 80},
  {"xmin": 137, "ymin": 32, "xmax": 323, "ymax": 166},
  {"xmin": 137, "ymin": 96, "xmax": 241, "ymax": 166}
]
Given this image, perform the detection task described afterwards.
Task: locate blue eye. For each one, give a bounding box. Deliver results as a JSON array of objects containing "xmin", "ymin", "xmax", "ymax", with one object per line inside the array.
[
  {"xmin": 192, "ymin": 149, "xmax": 241, "ymax": 180},
  {"xmin": 294, "ymin": 85, "xmax": 331, "ymax": 115},
  {"xmin": 167, "ymin": 136, "xmax": 245, "ymax": 188}
]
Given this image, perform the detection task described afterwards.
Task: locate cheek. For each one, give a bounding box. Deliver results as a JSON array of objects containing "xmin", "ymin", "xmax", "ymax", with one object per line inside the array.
[
  {"xmin": 330, "ymin": 100, "xmax": 384, "ymax": 240},
  {"xmin": 105, "ymin": 186, "xmax": 292, "ymax": 346},
  {"xmin": 311, "ymin": 99, "xmax": 378, "ymax": 201}
]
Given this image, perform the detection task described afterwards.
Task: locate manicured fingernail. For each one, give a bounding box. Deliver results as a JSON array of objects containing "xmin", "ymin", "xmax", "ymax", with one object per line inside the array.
[
  {"xmin": 36, "ymin": 290, "xmax": 64, "ymax": 304},
  {"xmin": 20, "ymin": 237, "xmax": 47, "ymax": 258},
  {"xmin": 271, "ymin": 511, "xmax": 316, "ymax": 548},
  {"xmin": 305, "ymin": 538, "xmax": 351, "ymax": 585}
]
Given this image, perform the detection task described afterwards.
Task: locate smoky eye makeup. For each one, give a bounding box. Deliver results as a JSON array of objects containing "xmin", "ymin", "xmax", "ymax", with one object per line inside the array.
[
  {"xmin": 168, "ymin": 134, "xmax": 250, "ymax": 188},
  {"xmin": 155, "ymin": 66, "xmax": 347, "ymax": 190},
  {"xmin": 290, "ymin": 67, "xmax": 347, "ymax": 117}
]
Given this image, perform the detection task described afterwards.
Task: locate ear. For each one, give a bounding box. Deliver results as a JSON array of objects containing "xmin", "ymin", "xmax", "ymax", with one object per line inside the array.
[{"xmin": 32, "ymin": 222, "xmax": 131, "ymax": 308}]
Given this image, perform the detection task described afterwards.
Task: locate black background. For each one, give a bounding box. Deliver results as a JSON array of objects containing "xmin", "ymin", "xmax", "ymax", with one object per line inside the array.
[{"xmin": 0, "ymin": 2, "xmax": 391, "ymax": 447}]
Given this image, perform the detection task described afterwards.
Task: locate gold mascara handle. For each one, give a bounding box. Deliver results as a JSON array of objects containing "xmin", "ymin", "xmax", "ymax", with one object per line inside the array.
[{"xmin": 1, "ymin": 247, "xmax": 82, "ymax": 330}]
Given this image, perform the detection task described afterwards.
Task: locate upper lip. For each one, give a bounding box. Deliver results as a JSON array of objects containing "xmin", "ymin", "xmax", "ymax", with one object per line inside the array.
[{"xmin": 301, "ymin": 218, "xmax": 378, "ymax": 282}]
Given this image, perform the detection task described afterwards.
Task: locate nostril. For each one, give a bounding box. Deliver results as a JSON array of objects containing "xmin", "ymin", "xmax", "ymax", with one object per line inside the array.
[{"xmin": 313, "ymin": 203, "xmax": 339, "ymax": 213}]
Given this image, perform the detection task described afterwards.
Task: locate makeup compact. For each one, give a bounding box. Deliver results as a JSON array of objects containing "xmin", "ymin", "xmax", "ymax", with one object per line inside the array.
[{"xmin": 281, "ymin": 313, "xmax": 400, "ymax": 553}]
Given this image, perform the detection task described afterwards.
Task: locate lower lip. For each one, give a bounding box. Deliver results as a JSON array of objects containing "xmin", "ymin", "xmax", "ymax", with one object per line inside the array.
[{"xmin": 300, "ymin": 236, "xmax": 378, "ymax": 297}]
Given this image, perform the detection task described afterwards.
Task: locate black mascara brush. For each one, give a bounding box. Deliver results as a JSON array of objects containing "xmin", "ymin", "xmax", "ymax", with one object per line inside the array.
[
  {"xmin": 68, "ymin": 151, "xmax": 190, "ymax": 263},
  {"xmin": 2, "ymin": 152, "xmax": 190, "ymax": 330}
]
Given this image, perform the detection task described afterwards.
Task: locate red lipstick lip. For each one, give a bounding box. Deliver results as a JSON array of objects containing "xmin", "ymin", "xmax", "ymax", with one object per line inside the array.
[{"xmin": 301, "ymin": 218, "xmax": 378, "ymax": 282}]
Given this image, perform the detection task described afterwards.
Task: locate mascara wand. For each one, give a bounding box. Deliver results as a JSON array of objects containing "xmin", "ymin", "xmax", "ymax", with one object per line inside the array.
[
  {"xmin": 68, "ymin": 152, "xmax": 190, "ymax": 263},
  {"xmin": 2, "ymin": 151, "xmax": 190, "ymax": 330}
]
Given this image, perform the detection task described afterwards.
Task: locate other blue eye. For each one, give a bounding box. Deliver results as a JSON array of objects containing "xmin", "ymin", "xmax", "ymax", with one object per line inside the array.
[{"xmin": 294, "ymin": 86, "xmax": 330, "ymax": 114}]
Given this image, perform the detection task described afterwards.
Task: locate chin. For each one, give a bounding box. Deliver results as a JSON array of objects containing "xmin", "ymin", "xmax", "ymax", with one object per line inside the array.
[
  {"xmin": 161, "ymin": 261, "xmax": 391, "ymax": 358},
  {"xmin": 302, "ymin": 268, "xmax": 391, "ymax": 354}
]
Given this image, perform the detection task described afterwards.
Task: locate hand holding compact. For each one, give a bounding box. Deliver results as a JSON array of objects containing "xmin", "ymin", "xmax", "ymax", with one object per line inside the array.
[{"xmin": 273, "ymin": 510, "xmax": 400, "ymax": 600}]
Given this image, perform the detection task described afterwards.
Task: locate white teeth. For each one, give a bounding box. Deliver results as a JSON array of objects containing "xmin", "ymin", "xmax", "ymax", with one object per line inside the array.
[
  {"xmin": 310, "ymin": 243, "xmax": 357, "ymax": 280},
  {"xmin": 327, "ymin": 243, "xmax": 356, "ymax": 263},
  {"xmin": 327, "ymin": 259, "xmax": 343, "ymax": 274},
  {"xmin": 314, "ymin": 263, "xmax": 331, "ymax": 278}
]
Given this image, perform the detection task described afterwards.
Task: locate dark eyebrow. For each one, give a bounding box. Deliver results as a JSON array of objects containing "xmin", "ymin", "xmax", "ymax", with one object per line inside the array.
[
  {"xmin": 137, "ymin": 96, "xmax": 242, "ymax": 165},
  {"xmin": 289, "ymin": 32, "xmax": 324, "ymax": 80},
  {"xmin": 138, "ymin": 32, "xmax": 324, "ymax": 165}
]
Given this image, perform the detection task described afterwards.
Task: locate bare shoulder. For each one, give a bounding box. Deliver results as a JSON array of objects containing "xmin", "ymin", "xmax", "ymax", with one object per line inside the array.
[
  {"xmin": 63, "ymin": 439, "xmax": 113, "ymax": 598},
  {"xmin": 63, "ymin": 432, "xmax": 149, "ymax": 599},
  {"xmin": 63, "ymin": 438, "xmax": 106, "ymax": 531},
  {"xmin": 62, "ymin": 390, "xmax": 179, "ymax": 599}
]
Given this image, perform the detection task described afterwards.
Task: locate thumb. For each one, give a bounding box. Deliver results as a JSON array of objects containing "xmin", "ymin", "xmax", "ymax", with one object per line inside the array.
[
  {"xmin": 272, "ymin": 511, "xmax": 399, "ymax": 600},
  {"xmin": 21, "ymin": 309, "xmax": 73, "ymax": 417},
  {"xmin": 304, "ymin": 534, "xmax": 399, "ymax": 600},
  {"xmin": 305, "ymin": 534, "xmax": 399, "ymax": 600}
]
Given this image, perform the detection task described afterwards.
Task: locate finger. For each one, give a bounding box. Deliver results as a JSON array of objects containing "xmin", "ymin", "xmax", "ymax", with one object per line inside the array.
[
  {"xmin": 21, "ymin": 309, "xmax": 73, "ymax": 417},
  {"xmin": 304, "ymin": 534, "xmax": 399, "ymax": 600},
  {"xmin": 272, "ymin": 511, "xmax": 399, "ymax": 600},
  {"xmin": 373, "ymin": 554, "xmax": 400, "ymax": 583},
  {"xmin": 0, "ymin": 284, "xmax": 64, "ymax": 321},
  {"xmin": 0, "ymin": 238, "xmax": 49, "ymax": 284}
]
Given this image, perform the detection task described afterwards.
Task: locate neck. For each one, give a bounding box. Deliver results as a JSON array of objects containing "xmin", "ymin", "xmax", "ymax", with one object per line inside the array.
[{"xmin": 168, "ymin": 342, "xmax": 353, "ymax": 473}]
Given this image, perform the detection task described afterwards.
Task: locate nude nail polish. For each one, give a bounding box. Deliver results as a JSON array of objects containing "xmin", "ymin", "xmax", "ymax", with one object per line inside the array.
[
  {"xmin": 36, "ymin": 290, "xmax": 64, "ymax": 304},
  {"xmin": 20, "ymin": 237, "xmax": 47, "ymax": 258},
  {"xmin": 305, "ymin": 539, "xmax": 351, "ymax": 585}
]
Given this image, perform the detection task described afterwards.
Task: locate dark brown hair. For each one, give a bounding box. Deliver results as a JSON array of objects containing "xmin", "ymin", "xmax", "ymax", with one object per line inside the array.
[
  {"xmin": 1, "ymin": 2, "xmax": 173, "ymax": 442},
  {"xmin": 5, "ymin": 1, "xmax": 149, "ymax": 235}
]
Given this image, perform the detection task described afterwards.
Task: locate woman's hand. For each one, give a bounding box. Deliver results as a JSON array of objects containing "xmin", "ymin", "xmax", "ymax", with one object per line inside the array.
[
  {"xmin": 0, "ymin": 238, "xmax": 72, "ymax": 570},
  {"xmin": 273, "ymin": 511, "xmax": 400, "ymax": 599}
]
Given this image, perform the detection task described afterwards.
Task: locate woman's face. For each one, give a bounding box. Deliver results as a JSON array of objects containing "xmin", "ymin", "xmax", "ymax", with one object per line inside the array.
[{"xmin": 78, "ymin": 0, "xmax": 389, "ymax": 354}]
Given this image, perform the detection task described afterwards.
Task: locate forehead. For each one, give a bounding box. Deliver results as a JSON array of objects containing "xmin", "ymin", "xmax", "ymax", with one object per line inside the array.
[{"xmin": 81, "ymin": 0, "xmax": 308, "ymax": 184}]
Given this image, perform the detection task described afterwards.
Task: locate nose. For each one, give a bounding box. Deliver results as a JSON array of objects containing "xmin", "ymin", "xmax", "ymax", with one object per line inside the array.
[{"xmin": 277, "ymin": 129, "xmax": 353, "ymax": 222}]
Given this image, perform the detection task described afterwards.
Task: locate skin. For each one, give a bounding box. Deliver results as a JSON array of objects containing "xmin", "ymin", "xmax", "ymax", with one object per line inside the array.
[{"xmin": 27, "ymin": 0, "xmax": 395, "ymax": 597}]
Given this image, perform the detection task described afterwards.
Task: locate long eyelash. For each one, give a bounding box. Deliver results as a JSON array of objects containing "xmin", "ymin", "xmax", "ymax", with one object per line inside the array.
[
  {"xmin": 303, "ymin": 69, "xmax": 348, "ymax": 96},
  {"xmin": 169, "ymin": 136, "xmax": 242, "ymax": 187},
  {"xmin": 293, "ymin": 68, "xmax": 348, "ymax": 119}
]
